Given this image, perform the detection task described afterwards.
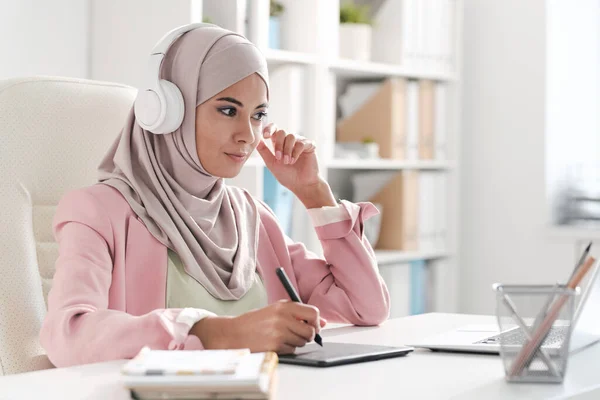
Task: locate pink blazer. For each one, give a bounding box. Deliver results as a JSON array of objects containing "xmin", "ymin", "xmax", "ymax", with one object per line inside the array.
[{"xmin": 40, "ymin": 184, "xmax": 390, "ymax": 367}]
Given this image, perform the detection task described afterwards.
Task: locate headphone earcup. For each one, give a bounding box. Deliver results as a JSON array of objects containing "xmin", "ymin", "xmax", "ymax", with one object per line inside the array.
[
  {"xmin": 153, "ymin": 80, "xmax": 185, "ymax": 134},
  {"xmin": 133, "ymin": 79, "xmax": 184, "ymax": 134},
  {"xmin": 134, "ymin": 87, "xmax": 162, "ymax": 131}
]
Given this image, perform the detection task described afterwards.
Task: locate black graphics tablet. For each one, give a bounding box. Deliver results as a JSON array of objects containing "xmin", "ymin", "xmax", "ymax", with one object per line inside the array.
[{"xmin": 278, "ymin": 342, "xmax": 414, "ymax": 367}]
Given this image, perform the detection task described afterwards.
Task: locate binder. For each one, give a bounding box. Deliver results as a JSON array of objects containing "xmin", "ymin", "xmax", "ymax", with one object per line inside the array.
[
  {"xmin": 406, "ymin": 80, "xmax": 419, "ymax": 161},
  {"xmin": 263, "ymin": 168, "xmax": 294, "ymax": 236},
  {"xmin": 434, "ymin": 82, "xmax": 448, "ymax": 160},
  {"xmin": 410, "ymin": 259, "xmax": 428, "ymax": 315}
]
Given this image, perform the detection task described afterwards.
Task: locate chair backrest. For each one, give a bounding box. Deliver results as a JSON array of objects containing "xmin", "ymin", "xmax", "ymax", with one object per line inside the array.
[{"xmin": 0, "ymin": 76, "xmax": 136, "ymax": 375}]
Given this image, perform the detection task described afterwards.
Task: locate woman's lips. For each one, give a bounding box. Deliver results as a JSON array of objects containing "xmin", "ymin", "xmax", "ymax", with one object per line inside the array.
[{"xmin": 225, "ymin": 153, "xmax": 248, "ymax": 163}]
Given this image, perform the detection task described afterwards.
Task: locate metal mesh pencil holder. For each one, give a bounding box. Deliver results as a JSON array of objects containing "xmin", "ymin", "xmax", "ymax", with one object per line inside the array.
[{"xmin": 493, "ymin": 284, "xmax": 579, "ymax": 383}]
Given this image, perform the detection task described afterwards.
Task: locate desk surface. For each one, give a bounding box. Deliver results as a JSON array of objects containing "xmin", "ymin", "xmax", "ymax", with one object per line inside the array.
[{"xmin": 1, "ymin": 313, "xmax": 599, "ymax": 400}]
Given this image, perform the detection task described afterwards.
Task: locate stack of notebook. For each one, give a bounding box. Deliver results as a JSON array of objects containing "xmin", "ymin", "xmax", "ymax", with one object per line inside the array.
[{"xmin": 121, "ymin": 347, "xmax": 278, "ymax": 399}]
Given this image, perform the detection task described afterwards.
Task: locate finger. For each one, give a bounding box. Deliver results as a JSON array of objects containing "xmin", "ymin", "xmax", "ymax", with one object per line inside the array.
[
  {"xmin": 255, "ymin": 138, "xmax": 276, "ymax": 168},
  {"xmin": 271, "ymin": 129, "xmax": 286, "ymax": 161},
  {"xmin": 287, "ymin": 303, "xmax": 320, "ymax": 331},
  {"xmin": 262, "ymin": 122, "xmax": 277, "ymax": 139},
  {"xmin": 282, "ymin": 134, "xmax": 296, "ymax": 165},
  {"xmin": 320, "ymin": 317, "xmax": 327, "ymax": 328},
  {"xmin": 290, "ymin": 141, "xmax": 306, "ymax": 165},
  {"xmin": 303, "ymin": 139, "xmax": 316, "ymax": 153},
  {"xmin": 287, "ymin": 317, "xmax": 316, "ymax": 343}
]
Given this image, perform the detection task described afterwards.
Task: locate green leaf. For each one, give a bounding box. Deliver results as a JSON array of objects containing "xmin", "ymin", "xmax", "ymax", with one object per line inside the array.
[
  {"xmin": 270, "ymin": 0, "xmax": 285, "ymax": 17},
  {"xmin": 340, "ymin": 1, "xmax": 372, "ymax": 25}
]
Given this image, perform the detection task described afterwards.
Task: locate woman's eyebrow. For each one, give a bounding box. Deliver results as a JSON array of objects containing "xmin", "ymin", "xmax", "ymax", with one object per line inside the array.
[
  {"xmin": 216, "ymin": 97, "xmax": 268, "ymax": 110},
  {"xmin": 216, "ymin": 97, "xmax": 243, "ymax": 107}
]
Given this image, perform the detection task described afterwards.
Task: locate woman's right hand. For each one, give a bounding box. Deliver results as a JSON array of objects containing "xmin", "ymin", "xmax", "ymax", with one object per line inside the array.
[{"xmin": 191, "ymin": 300, "xmax": 326, "ymax": 354}]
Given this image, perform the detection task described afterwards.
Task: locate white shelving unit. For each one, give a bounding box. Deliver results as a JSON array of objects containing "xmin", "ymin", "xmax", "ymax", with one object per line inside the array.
[
  {"xmin": 89, "ymin": 0, "xmax": 463, "ymax": 314},
  {"xmin": 329, "ymin": 58, "xmax": 456, "ymax": 81},
  {"xmin": 327, "ymin": 159, "xmax": 453, "ymax": 170},
  {"xmin": 375, "ymin": 250, "xmax": 449, "ymax": 265}
]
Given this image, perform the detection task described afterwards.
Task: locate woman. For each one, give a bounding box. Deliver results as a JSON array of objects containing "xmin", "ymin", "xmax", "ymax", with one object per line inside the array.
[{"xmin": 40, "ymin": 24, "xmax": 389, "ymax": 368}]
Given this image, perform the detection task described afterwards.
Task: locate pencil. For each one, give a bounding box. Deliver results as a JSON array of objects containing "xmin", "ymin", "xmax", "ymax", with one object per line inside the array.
[{"xmin": 509, "ymin": 256, "xmax": 596, "ymax": 377}]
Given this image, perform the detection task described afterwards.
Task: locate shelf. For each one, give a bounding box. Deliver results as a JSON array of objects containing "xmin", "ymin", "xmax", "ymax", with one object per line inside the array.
[
  {"xmin": 329, "ymin": 58, "xmax": 455, "ymax": 81},
  {"xmin": 263, "ymin": 50, "xmax": 456, "ymax": 81},
  {"xmin": 264, "ymin": 49, "xmax": 318, "ymax": 67},
  {"xmin": 327, "ymin": 159, "xmax": 452, "ymax": 170},
  {"xmin": 375, "ymin": 250, "xmax": 449, "ymax": 265}
]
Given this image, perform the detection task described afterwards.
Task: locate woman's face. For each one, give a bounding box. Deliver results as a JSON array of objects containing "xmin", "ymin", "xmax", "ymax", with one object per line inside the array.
[{"xmin": 195, "ymin": 73, "xmax": 268, "ymax": 178}]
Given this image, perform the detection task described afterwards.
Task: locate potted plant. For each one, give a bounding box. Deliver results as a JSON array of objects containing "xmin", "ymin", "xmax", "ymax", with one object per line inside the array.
[
  {"xmin": 362, "ymin": 137, "xmax": 380, "ymax": 158},
  {"xmin": 339, "ymin": 1, "xmax": 373, "ymax": 61},
  {"xmin": 269, "ymin": 0, "xmax": 285, "ymax": 49}
]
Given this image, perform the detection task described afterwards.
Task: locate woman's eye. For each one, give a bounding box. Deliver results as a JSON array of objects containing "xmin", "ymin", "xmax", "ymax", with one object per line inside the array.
[
  {"xmin": 253, "ymin": 111, "xmax": 267, "ymax": 121},
  {"xmin": 218, "ymin": 107, "xmax": 236, "ymax": 117}
]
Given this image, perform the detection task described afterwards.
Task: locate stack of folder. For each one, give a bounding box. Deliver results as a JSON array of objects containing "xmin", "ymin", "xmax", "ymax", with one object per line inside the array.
[{"xmin": 122, "ymin": 347, "xmax": 278, "ymax": 399}]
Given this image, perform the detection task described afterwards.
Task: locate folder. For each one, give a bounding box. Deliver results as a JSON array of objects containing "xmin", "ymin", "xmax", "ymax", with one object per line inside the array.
[
  {"xmin": 369, "ymin": 171, "xmax": 419, "ymax": 250},
  {"xmin": 418, "ymin": 80, "xmax": 435, "ymax": 160},
  {"xmin": 122, "ymin": 347, "xmax": 278, "ymax": 399},
  {"xmin": 263, "ymin": 168, "xmax": 294, "ymax": 236},
  {"xmin": 337, "ymin": 78, "xmax": 407, "ymax": 159}
]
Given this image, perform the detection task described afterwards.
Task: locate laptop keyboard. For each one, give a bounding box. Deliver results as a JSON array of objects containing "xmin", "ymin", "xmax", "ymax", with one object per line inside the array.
[{"xmin": 475, "ymin": 326, "xmax": 567, "ymax": 348}]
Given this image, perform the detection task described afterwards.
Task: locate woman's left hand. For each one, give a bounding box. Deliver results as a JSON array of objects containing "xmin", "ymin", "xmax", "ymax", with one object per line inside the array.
[{"xmin": 256, "ymin": 123, "xmax": 336, "ymax": 208}]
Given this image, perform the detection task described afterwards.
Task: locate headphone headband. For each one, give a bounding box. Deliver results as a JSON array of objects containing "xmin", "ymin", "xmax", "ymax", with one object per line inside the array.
[
  {"xmin": 145, "ymin": 22, "xmax": 211, "ymax": 89},
  {"xmin": 134, "ymin": 22, "xmax": 213, "ymax": 134}
]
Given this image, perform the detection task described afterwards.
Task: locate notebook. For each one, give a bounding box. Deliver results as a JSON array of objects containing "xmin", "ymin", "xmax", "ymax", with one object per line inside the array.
[{"xmin": 121, "ymin": 347, "xmax": 277, "ymax": 400}]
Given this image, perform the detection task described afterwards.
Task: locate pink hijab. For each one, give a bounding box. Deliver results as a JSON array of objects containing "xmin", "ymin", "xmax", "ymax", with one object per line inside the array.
[{"xmin": 98, "ymin": 25, "xmax": 269, "ymax": 300}]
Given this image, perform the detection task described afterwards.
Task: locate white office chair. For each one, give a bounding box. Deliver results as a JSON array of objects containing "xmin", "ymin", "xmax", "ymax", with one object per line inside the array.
[{"xmin": 0, "ymin": 76, "xmax": 136, "ymax": 375}]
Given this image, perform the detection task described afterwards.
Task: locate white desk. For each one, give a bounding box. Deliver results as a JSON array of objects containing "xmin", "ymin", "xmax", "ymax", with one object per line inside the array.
[{"xmin": 1, "ymin": 313, "xmax": 599, "ymax": 400}]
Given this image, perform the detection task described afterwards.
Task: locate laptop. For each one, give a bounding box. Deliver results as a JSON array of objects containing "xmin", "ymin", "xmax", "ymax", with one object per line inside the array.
[{"xmin": 408, "ymin": 260, "xmax": 600, "ymax": 355}]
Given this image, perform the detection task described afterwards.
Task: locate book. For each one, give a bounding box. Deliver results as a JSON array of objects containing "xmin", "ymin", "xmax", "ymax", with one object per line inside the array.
[{"xmin": 122, "ymin": 347, "xmax": 278, "ymax": 400}]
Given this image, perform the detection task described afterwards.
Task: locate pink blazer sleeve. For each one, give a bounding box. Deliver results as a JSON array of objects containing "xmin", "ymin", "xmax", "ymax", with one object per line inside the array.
[
  {"xmin": 261, "ymin": 200, "xmax": 390, "ymax": 326},
  {"xmin": 40, "ymin": 190, "xmax": 203, "ymax": 368}
]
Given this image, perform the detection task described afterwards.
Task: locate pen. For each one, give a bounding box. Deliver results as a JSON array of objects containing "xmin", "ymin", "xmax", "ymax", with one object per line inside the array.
[
  {"xmin": 510, "ymin": 256, "xmax": 596, "ymax": 376},
  {"xmin": 530, "ymin": 242, "xmax": 592, "ymax": 335},
  {"xmin": 275, "ymin": 267, "xmax": 323, "ymax": 347}
]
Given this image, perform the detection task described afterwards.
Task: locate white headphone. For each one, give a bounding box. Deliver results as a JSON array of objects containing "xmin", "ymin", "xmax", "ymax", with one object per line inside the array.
[{"xmin": 134, "ymin": 23, "xmax": 211, "ymax": 134}]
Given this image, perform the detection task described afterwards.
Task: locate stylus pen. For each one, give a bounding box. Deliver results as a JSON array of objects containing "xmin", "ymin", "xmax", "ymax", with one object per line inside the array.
[{"xmin": 275, "ymin": 267, "xmax": 324, "ymax": 347}]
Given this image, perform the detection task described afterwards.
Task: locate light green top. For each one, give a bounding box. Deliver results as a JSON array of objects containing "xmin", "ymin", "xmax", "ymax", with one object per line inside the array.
[{"xmin": 166, "ymin": 249, "xmax": 269, "ymax": 316}]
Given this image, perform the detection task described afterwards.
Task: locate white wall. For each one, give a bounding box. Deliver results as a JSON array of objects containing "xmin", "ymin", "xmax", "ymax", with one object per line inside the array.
[
  {"xmin": 459, "ymin": 0, "xmax": 577, "ymax": 314},
  {"xmin": 0, "ymin": 0, "xmax": 90, "ymax": 79},
  {"xmin": 90, "ymin": 0, "xmax": 201, "ymax": 88}
]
